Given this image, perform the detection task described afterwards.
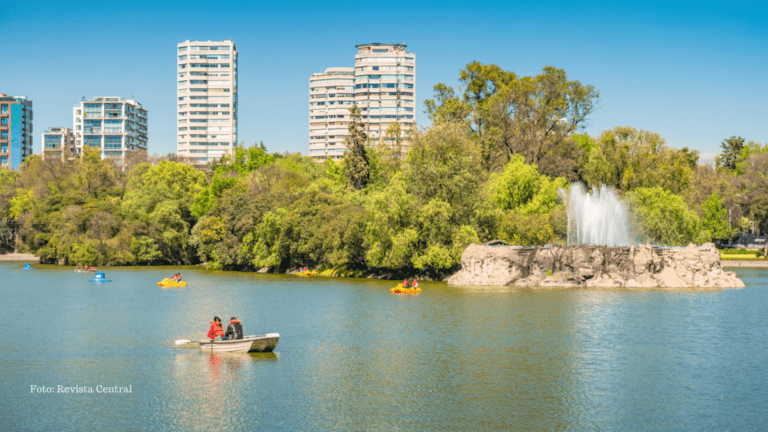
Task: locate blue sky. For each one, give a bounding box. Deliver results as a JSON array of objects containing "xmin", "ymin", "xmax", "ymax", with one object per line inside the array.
[{"xmin": 1, "ymin": 0, "xmax": 765, "ymax": 158}]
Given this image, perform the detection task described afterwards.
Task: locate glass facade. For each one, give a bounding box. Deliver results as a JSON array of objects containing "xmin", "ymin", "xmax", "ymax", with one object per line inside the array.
[{"xmin": 84, "ymin": 135, "xmax": 102, "ymax": 146}]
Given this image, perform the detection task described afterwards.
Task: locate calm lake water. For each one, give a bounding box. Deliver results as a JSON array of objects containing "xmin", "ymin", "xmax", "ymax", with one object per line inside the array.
[{"xmin": 0, "ymin": 262, "xmax": 766, "ymax": 431}]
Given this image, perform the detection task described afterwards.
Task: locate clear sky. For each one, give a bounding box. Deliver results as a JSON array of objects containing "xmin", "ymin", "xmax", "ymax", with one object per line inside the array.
[{"xmin": 1, "ymin": 0, "xmax": 765, "ymax": 158}]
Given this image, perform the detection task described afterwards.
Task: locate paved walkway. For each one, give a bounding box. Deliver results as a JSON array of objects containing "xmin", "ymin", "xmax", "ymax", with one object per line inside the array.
[{"xmin": 0, "ymin": 253, "xmax": 40, "ymax": 262}]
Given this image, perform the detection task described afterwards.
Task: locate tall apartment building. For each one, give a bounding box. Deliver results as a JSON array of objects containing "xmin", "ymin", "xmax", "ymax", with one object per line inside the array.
[
  {"xmin": 177, "ymin": 40, "xmax": 238, "ymax": 166},
  {"xmin": 73, "ymin": 97, "xmax": 148, "ymax": 163},
  {"xmin": 309, "ymin": 43, "xmax": 415, "ymax": 162},
  {"xmin": 308, "ymin": 68, "xmax": 356, "ymax": 160},
  {"xmin": 0, "ymin": 94, "xmax": 33, "ymax": 170},
  {"xmin": 42, "ymin": 127, "xmax": 75, "ymax": 161}
]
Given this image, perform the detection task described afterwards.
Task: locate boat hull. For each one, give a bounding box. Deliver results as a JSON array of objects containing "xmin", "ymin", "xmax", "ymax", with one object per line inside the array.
[
  {"xmin": 390, "ymin": 284, "xmax": 421, "ymax": 294},
  {"xmin": 158, "ymin": 281, "xmax": 187, "ymax": 287},
  {"xmin": 199, "ymin": 334, "xmax": 279, "ymax": 353}
]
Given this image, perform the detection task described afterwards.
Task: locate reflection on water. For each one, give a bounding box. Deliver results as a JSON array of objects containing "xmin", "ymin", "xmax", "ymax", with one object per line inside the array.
[{"xmin": 1, "ymin": 264, "xmax": 766, "ymax": 431}]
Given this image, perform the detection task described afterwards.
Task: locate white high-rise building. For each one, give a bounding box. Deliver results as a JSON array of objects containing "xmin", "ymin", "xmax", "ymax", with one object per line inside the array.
[
  {"xmin": 72, "ymin": 97, "xmax": 148, "ymax": 163},
  {"xmin": 354, "ymin": 43, "xmax": 415, "ymax": 145},
  {"xmin": 308, "ymin": 67, "xmax": 356, "ymax": 161},
  {"xmin": 308, "ymin": 43, "xmax": 415, "ymax": 162},
  {"xmin": 177, "ymin": 40, "xmax": 238, "ymax": 166}
]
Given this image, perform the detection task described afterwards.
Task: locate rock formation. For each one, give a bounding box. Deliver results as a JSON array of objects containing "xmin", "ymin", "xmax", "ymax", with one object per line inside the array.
[{"xmin": 447, "ymin": 243, "xmax": 745, "ymax": 289}]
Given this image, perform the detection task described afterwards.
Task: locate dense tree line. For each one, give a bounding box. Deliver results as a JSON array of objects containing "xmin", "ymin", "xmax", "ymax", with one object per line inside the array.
[{"xmin": 1, "ymin": 63, "xmax": 765, "ymax": 276}]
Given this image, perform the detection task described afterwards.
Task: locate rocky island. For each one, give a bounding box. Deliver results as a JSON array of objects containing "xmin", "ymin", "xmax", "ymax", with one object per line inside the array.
[{"xmin": 448, "ymin": 243, "xmax": 745, "ymax": 289}]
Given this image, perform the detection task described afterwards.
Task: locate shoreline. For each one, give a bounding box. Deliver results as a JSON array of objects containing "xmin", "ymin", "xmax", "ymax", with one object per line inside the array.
[
  {"xmin": 0, "ymin": 253, "xmax": 40, "ymax": 262},
  {"xmin": 8, "ymin": 257, "xmax": 766, "ymax": 278},
  {"xmin": 722, "ymin": 260, "xmax": 768, "ymax": 268}
]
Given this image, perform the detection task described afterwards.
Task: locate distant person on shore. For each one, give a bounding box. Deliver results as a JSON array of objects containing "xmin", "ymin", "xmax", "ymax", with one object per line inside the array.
[
  {"xmin": 207, "ymin": 317, "xmax": 224, "ymax": 340},
  {"xmin": 224, "ymin": 317, "xmax": 243, "ymax": 341}
]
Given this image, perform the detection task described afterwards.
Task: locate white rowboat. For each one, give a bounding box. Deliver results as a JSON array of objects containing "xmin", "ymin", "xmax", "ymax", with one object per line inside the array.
[{"xmin": 198, "ymin": 333, "xmax": 279, "ymax": 353}]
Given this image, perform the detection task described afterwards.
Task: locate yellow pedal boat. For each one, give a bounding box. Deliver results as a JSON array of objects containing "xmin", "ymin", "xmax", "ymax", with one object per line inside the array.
[
  {"xmin": 297, "ymin": 272, "xmax": 315, "ymax": 277},
  {"xmin": 157, "ymin": 278, "xmax": 187, "ymax": 287},
  {"xmin": 390, "ymin": 284, "xmax": 421, "ymax": 294}
]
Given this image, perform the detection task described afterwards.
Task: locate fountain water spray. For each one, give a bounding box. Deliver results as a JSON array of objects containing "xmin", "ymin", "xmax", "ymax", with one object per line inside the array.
[{"xmin": 560, "ymin": 183, "xmax": 632, "ymax": 247}]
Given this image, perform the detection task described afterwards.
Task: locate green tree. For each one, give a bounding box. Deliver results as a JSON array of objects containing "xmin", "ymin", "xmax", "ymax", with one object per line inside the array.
[
  {"xmin": 483, "ymin": 66, "xmax": 598, "ymax": 172},
  {"xmin": 405, "ymin": 121, "xmax": 485, "ymax": 226},
  {"xmin": 486, "ymin": 154, "xmax": 568, "ymax": 215},
  {"xmin": 376, "ymin": 121, "xmax": 405, "ymax": 175},
  {"xmin": 122, "ymin": 160, "xmax": 207, "ymax": 264},
  {"xmin": 684, "ymin": 165, "xmax": 737, "ymax": 220},
  {"xmin": 342, "ymin": 105, "xmax": 370, "ymax": 190},
  {"xmin": 581, "ymin": 126, "xmax": 695, "ymax": 193},
  {"xmin": 424, "ymin": 83, "xmax": 470, "ymax": 124},
  {"xmin": 460, "ymin": 62, "xmax": 517, "ymax": 167},
  {"xmin": 737, "ymin": 152, "xmax": 768, "ymax": 234},
  {"xmin": 716, "ymin": 135, "xmax": 745, "ymax": 171},
  {"xmin": 626, "ymin": 187, "xmax": 703, "ymax": 246},
  {"xmin": 701, "ymin": 193, "xmax": 732, "ymax": 240}
]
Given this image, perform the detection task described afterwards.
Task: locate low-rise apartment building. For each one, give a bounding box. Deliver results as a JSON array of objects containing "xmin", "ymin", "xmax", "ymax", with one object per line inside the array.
[
  {"xmin": 42, "ymin": 127, "xmax": 76, "ymax": 161},
  {"xmin": 72, "ymin": 97, "xmax": 148, "ymax": 163}
]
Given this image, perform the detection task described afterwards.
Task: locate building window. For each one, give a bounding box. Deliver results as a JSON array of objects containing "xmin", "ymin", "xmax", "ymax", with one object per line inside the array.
[
  {"xmin": 84, "ymin": 135, "xmax": 102, "ymax": 146},
  {"xmin": 84, "ymin": 120, "xmax": 102, "ymax": 134},
  {"xmin": 104, "ymin": 135, "xmax": 122, "ymax": 150},
  {"xmin": 104, "ymin": 120, "xmax": 122, "ymax": 133}
]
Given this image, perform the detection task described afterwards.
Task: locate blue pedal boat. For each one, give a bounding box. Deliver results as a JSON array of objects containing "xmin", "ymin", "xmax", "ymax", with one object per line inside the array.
[{"xmin": 89, "ymin": 272, "xmax": 111, "ymax": 282}]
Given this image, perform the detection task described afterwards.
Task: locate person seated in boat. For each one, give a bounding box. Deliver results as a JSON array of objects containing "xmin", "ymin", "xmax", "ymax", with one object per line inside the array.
[
  {"xmin": 224, "ymin": 317, "xmax": 243, "ymax": 340},
  {"xmin": 76, "ymin": 265, "xmax": 81, "ymax": 271},
  {"xmin": 413, "ymin": 280, "xmax": 419, "ymax": 289},
  {"xmin": 177, "ymin": 273, "xmax": 182, "ymax": 282},
  {"xmin": 84, "ymin": 264, "xmax": 89, "ymax": 271},
  {"xmin": 402, "ymin": 280, "xmax": 410, "ymax": 288},
  {"xmin": 171, "ymin": 274, "xmax": 178, "ymax": 282},
  {"xmin": 207, "ymin": 316, "xmax": 225, "ymax": 340}
]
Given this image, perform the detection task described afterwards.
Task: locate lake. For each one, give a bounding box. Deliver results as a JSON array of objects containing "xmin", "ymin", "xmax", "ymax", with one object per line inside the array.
[{"xmin": 1, "ymin": 262, "xmax": 766, "ymax": 431}]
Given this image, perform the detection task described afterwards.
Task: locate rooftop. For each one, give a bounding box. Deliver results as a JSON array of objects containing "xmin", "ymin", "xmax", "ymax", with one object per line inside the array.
[
  {"xmin": 80, "ymin": 97, "xmax": 144, "ymax": 108},
  {"xmin": 355, "ymin": 42, "xmax": 407, "ymax": 49}
]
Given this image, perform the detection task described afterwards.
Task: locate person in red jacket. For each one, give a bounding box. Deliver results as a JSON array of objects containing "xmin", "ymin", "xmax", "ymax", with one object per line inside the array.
[{"xmin": 207, "ymin": 316, "xmax": 225, "ymax": 340}]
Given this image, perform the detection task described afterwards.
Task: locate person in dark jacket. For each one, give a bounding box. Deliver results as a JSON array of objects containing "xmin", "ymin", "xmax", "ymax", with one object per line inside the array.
[{"xmin": 224, "ymin": 317, "xmax": 243, "ymax": 340}]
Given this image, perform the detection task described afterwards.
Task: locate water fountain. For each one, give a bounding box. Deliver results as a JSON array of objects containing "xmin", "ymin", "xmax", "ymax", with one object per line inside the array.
[
  {"xmin": 447, "ymin": 183, "xmax": 744, "ymax": 288},
  {"xmin": 561, "ymin": 183, "xmax": 632, "ymax": 247}
]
